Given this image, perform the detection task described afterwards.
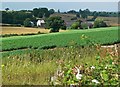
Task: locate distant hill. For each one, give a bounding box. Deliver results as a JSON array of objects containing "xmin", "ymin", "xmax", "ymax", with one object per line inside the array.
[{"xmin": 50, "ymin": 13, "xmax": 77, "ymax": 27}]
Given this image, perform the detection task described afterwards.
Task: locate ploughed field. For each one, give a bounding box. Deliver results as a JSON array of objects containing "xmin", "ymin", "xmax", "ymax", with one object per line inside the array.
[{"xmin": 1, "ymin": 27, "xmax": 119, "ymax": 51}]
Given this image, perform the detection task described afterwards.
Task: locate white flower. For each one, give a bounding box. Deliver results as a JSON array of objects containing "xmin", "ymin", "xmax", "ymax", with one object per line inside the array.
[
  {"xmin": 92, "ymin": 79, "xmax": 100, "ymax": 84},
  {"xmin": 105, "ymin": 65, "xmax": 108, "ymax": 69},
  {"xmin": 70, "ymin": 83, "xmax": 78, "ymax": 86},
  {"xmin": 51, "ymin": 76, "xmax": 57, "ymax": 82},
  {"xmin": 91, "ymin": 66, "xmax": 95, "ymax": 69},
  {"xmin": 75, "ymin": 66, "xmax": 82, "ymax": 80},
  {"xmin": 76, "ymin": 73, "xmax": 82, "ymax": 80}
]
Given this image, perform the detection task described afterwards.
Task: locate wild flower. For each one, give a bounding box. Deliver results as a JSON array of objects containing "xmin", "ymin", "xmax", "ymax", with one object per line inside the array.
[
  {"xmin": 75, "ymin": 66, "xmax": 82, "ymax": 80},
  {"xmin": 76, "ymin": 73, "xmax": 82, "ymax": 80},
  {"xmin": 91, "ymin": 66, "xmax": 95, "ymax": 69},
  {"xmin": 105, "ymin": 65, "xmax": 108, "ymax": 69},
  {"xmin": 115, "ymin": 74, "xmax": 119, "ymax": 79},
  {"xmin": 92, "ymin": 79, "xmax": 100, "ymax": 84}
]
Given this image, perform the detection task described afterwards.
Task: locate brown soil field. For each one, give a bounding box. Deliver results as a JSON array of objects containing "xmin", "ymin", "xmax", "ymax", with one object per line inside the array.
[{"xmin": 1, "ymin": 27, "xmax": 67, "ymax": 35}]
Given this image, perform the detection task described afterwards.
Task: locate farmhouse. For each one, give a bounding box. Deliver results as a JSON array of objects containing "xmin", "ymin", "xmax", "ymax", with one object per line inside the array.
[{"xmin": 37, "ymin": 19, "xmax": 45, "ymax": 27}]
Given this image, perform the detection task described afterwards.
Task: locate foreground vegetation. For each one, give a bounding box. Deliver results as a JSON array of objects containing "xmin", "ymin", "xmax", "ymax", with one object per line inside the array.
[
  {"xmin": 1, "ymin": 26, "xmax": 119, "ymax": 86},
  {"xmin": 2, "ymin": 44, "xmax": 119, "ymax": 85},
  {"xmin": 2, "ymin": 27, "xmax": 118, "ymax": 51}
]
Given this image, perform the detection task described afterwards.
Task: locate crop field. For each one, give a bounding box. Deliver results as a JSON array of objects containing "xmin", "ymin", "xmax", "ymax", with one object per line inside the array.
[
  {"xmin": 2, "ymin": 27, "xmax": 119, "ymax": 51},
  {"xmin": 1, "ymin": 27, "xmax": 67, "ymax": 35}
]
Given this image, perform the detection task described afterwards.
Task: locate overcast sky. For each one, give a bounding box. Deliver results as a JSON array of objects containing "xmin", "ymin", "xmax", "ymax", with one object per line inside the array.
[
  {"xmin": 1, "ymin": 0, "xmax": 119, "ymax": 2},
  {"xmin": 1, "ymin": 2, "xmax": 119, "ymax": 12}
]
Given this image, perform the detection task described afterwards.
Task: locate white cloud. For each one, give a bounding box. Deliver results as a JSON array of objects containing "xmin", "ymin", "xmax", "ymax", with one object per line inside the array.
[{"xmin": 1, "ymin": 0, "xmax": 120, "ymax": 2}]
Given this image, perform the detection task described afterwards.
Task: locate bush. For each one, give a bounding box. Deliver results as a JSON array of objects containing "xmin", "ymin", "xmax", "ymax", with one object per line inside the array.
[
  {"xmin": 46, "ymin": 16, "xmax": 66, "ymax": 32},
  {"xmin": 49, "ymin": 28, "xmax": 59, "ymax": 33},
  {"xmin": 23, "ymin": 18, "xmax": 32, "ymax": 27},
  {"xmin": 71, "ymin": 22, "xmax": 80, "ymax": 29},
  {"xmin": 94, "ymin": 19, "xmax": 108, "ymax": 28},
  {"xmin": 60, "ymin": 25, "xmax": 67, "ymax": 30},
  {"xmin": 81, "ymin": 22, "xmax": 88, "ymax": 29}
]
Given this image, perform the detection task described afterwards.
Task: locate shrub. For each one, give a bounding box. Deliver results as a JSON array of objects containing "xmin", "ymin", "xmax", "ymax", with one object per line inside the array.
[
  {"xmin": 60, "ymin": 25, "xmax": 67, "ymax": 30},
  {"xmin": 94, "ymin": 19, "xmax": 107, "ymax": 28},
  {"xmin": 49, "ymin": 28, "xmax": 59, "ymax": 33},
  {"xmin": 23, "ymin": 18, "xmax": 32, "ymax": 27},
  {"xmin": 71, "ymin": 22, "xmax": 80, "ymax": 29},
  {"xmin": 46, "ymin": 16, "xmax": 66, "ymax": 32},
  {"xmin": 81, "ymin": 22, "xmax": 88, "ymax": 29}
]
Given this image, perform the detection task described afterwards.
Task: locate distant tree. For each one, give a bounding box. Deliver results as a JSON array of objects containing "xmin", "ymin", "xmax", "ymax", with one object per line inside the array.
[
  {"xmin": 40, "ymin": 8, "xmax": 50, "ymax": 18},
  {"xmin": 94, "ymin": 18, "xmax": 107, "ymax": 28},
  {"xmin": 71, "ymin": 22, "xmax": 80, "ymax": 29},
  {"xmin": 71, "ymin": 20, "xmax": 82, "ymax": 29},
  {"xmin": 45, "ymin": 16, "xmax": 65, "ymax": 32},
  {"xmin": 77, "ymin": 20, "xmax": 82, "ymax": 26},
  {"xmin": 24, "ymin": 18, "xmax": 32, "ymax": 27},
  {"xmin": 33, "ymin": 8, "xmax": 39, "ymax": 17},
  {"xmin": 49, "ymin": 9, "xmax": 55, "ymax": 14},
  {"xmin": 79, "ymin": 9, "xmax": 90, "ymax": 19},
  {"xmin": 79, "ymin": 9, "xmax": 82, "ymax": 14},
  {"xmin": 2, "ymin": 11, "xmax": 13, "ymax": 24},
  {"xmin": 85, "ymin": 9, "xmax": 90, "ymax": 15},
  {"xmin": 79, "ymin": 9, "xmax": 86, "ymax": 18},
  {"xmin": 60, "ymin": 23, "xmax": 67, "ymax": 30},
  {"xmin": 81, "ymin": 22, "xmax": 88, "ymax": 29},
  {"xmin": 32, "ymin": 8, "xmax": 50, "ymax": 18},
  {"xmin": 5, "ymin": 8, "xmax": 9, "ymax": 11},
  {"xmin": 44, "ymin": 12, "xmax": 50, "ymax": 18},
  {"xmin": 92, "ymin": 11, "xmax": 98, "ymax": 20},
  {"xmin": 38, "ymin": 12, "xmax": 43, "ymax": 18},
  {"xmin": 67, "ymin": 10, "xmax": 77, "ymax": 14},
  {"xmin": 13, "ymin": 11, "xmax": 32, "ymax": 25},
  {"xmin": 58, "ymin": 9, "xmax": 60, "ymax": 13},
  {"xmin": 76, "ymin": 13, "xmax": 80, "ymax": 18}
]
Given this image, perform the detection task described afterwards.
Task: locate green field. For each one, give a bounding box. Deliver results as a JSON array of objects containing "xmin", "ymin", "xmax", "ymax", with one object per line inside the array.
[{"xmin": 2, "ymin": 27, "xmax": 119, "ymax": 51}]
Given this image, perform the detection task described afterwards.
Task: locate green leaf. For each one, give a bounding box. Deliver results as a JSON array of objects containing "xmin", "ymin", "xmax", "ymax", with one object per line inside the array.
[
  {"xmin": 96, "ymin": 55, "xmax": 100, "ymax": 60},
  {"xmin": 100, "ymin": 70, "xmax": 109, "ymax": 81},
  {"xmin": 109, "ymin": 59, "xmax": 113, "ymax": 64}
]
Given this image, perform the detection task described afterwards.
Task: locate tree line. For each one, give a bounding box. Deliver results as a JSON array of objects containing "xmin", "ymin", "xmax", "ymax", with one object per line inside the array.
[
  {"xmin": 67, "ymin": 9, "xmax": 118, "ymax": 18},
  {"xmin": 2, "ymin": 8, "xmax": 55, "ymax": 25},
  {"xmin": 1, "ymin": 7, "xmax": 118, "ymax": 25}
]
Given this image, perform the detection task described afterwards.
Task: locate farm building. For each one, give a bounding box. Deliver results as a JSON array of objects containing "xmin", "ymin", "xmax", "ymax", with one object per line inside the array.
[{"xmin": 37, "ymin": 19, "xmax": 45, "ymax": 27}]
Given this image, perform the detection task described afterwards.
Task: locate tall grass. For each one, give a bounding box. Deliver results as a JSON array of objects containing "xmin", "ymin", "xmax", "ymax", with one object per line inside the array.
[{"xmin": 2, "ymin": 46, "xmax": 98, "ymax": 85}]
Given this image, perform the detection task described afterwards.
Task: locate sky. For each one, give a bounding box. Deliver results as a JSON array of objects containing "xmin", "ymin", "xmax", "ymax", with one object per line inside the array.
[
  {"xmin": 1, "ymin": 2, "xmax": 119, "ymax": 12},
  {"xmin": 1, "ymin": 0, "xmax": 119, "ymax": 2}
]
